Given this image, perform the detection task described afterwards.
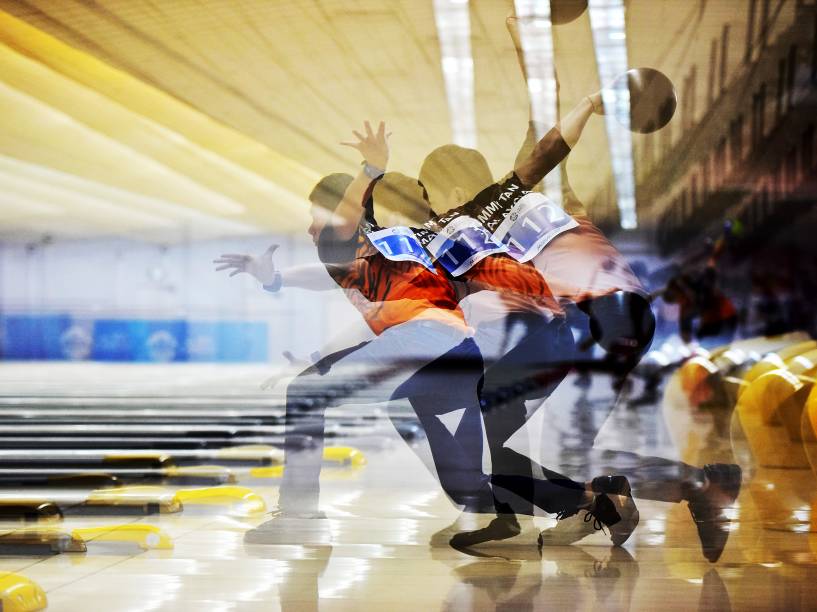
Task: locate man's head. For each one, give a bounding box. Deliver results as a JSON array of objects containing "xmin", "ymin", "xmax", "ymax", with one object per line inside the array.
[
  {"xmin": 418, "ymin": 145, "xmax": 493, "ymax": 214},
  {"xmin": 373, "ymin": 172, "xmax": 432, "ymax": 227},
  {"xmin": 307, "ymin": 173, "xmax": 353, "ymax": 244}
]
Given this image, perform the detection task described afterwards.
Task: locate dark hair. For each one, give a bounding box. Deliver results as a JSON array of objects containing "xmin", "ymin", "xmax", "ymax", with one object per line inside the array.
[
  {"xmin": 418, "ymin": 145, "xmax": 493, "ymax": 211},
  {"xmin": 308, "ymin": 173, "xmax": 354, "ymax": 211},
  {"xmin": 373, "ymin": 172, "xmax": 432, "ymax": 225}
]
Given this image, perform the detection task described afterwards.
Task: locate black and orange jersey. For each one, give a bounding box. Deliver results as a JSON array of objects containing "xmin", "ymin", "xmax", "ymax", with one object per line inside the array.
[
  {"xmin": 530, "ymin": 214, "xmax": 645, "ymax": 304},
  {"xmin": 317, "ymin": 201, "xmax": 468, "ymax": 336},
  {"xmin": 456, "ymin": 254, "xmax": 563, "ymax": 317}
]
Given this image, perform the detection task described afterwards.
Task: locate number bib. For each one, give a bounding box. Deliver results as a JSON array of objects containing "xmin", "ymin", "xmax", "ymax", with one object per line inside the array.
[
  {"xmin": 365, "ymin": 192, "xmax": 576, "ymax": 277},
  {"xmin": 424, "ymin": 216, "xmax": 507, "ymax": 277},
  {"xmin": 366, "ymin": 226, "xmax": 437, "ymax": 272},
  {"xmin": 491, "ymin": 192, "xmax": 578, "ymax": 262}
]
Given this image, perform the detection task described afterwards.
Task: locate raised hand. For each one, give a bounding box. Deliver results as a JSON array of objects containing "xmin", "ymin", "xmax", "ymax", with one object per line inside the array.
[
  {"xmin": 213, "ymin": 244, "xmax": 278, "ymax": 285},
  {"xmin": 340, "ymin": 120, "xmax": 390, "ymax": 169},
  {"xmin": 587, "ymin": 90, "xmax": 605, "ymax": 115}
]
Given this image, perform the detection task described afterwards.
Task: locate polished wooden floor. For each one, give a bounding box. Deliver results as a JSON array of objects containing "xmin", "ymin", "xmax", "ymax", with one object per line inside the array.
[{"xmin": 0, "ymin": 362, "xmax": 815, "ymax": 611}]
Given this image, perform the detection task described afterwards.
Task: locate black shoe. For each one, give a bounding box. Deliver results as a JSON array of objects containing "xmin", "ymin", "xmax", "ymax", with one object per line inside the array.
[
  {"xmin": 449, "ymin": 514, "xmax": 521, "ymax": 549},
  {"xmin": 591, "ymin": 475, "xmax": 632, "ymax": 497},
  {"xmin": 538, "ymin": 495, "xmax": 638, "ymax": 548},
  {"xmin": 593, "ymin": 476, "xmax": 639, "ymax": 546},
  {"xmin": 539, "ymin": 476, "xmax": 638, "ymax": 547},
  {"xmin": 687, "ymin": 463, "xmax": 742, "ymax": 563},
  {"xmin": 590, "ymin": 491, "xmax": 639, "ymax": 547},
  {"xmin": 430, "ymin": 512, "xmax": 481, "ymax": 547}
]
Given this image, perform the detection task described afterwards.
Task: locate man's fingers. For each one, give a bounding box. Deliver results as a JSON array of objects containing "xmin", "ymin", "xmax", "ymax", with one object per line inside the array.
[
  {"xmin": 215, "ymin": 263, "xmax": 238, "ymax": 271},
  {"xmin": 218, "ymin": 254, "xmax": 249, "ymax": 260},
  {"xmin": 228, "ymin": 269, "xmax": 244, "ymax": 277},
  {"xmin": 364, "ymin": 120, "xmax": 374, "ymax": 138},
  {"xmin": 340, "ymin": 141, "xmax": 361, "ymax": 148},
  {"xmin": 352, "ymin": 129, "xmax": 365, "ymax": 141},
  {"xmin": 376, "ymin": 121, "xmax": 385, "ymax": 138}
]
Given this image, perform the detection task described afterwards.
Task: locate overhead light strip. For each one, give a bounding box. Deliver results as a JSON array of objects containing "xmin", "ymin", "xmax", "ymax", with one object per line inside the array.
[
  {"xmin": 0, "ymin": 155, "xmax": 257, "ymax": 236},
  {"xmin": 432, "ymin": 0, "xmax": 477, "ymax": 148},
  {"xmin": 513, "ymin": 0, "xmax": 561, "ymax": 204},
  {"xmin": 588, "ymin": 0, "xmax": 638, "ymax": 229}
]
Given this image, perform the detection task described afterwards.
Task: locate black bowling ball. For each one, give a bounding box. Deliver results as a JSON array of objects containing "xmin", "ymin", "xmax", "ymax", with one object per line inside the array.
[
  {"xmin": 550, "ymin": 0, "xmax": 588, "ymax": 25},
  {"xmin": 611, "ymin": 67, "xmax": 677, "ymax": 134}
]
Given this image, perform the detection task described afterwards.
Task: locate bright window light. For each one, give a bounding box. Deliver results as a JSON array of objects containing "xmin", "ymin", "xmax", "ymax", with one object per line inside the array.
[
  {"xmin": 588, "ymin": 0, "xmax": 638, "ymax": 229},
  {"xmin": 513, "ymin": 0, "xmax": 562, "ymax": 205},
  {"xmin": 433, "ymin": 0, "xmax": 477, "ymax": 148}
]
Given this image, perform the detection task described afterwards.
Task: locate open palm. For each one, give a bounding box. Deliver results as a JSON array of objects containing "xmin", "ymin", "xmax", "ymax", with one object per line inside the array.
[{"xmin": 214, "ymin": 245, "xmax": 278, "ymax": 285}]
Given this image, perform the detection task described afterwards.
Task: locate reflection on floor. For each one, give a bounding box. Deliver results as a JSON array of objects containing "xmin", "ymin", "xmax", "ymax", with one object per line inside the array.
[{"xmin": 0, "ymin": 355, "xmax": 815, "ymax": 611}]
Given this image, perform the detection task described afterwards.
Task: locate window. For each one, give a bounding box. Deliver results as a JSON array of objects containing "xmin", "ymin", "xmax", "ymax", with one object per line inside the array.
[
  {"xmin": 716, "ymin": 137, "xmax": 727, "ymax": 185},
  {"xmin": 689, "ymin": 65, "xmax": 697, "ymax": 125},
  {"xmin": 777, "ymin": 161, "xmax": 785, "ymax": 198},
  {"xmin": 762, "ymin": 182, "xmax": 770, "ymax": 218},
  {"xmin": 682, "ymin": 68, "xmax": 698, "ymax": 130},
  {"xmin": 776, "ymin": 57, "xmax": 785, "ymax": 121},
  {"xmin": 812, "ymin": 10, "xmax": 817, "ymax": 83},
  {"xmin": 708, "ymin": 38, "xmax": 718, "ymax": 106},
  {"xmin": 787, "ymin": 147, "xmax": 799, "ymax": 188},
  {"xmin": 787, "ymin": 45, "xmax": 797, "ymax": 109},
  {"xmin": 702, "ymin": 158, "xmax": 710, "ymax": 199},
  {"xmin": 802, "ymin": 124, "xmax": 814, "ymax": 173},
  {"xmin": 731, "ymin": 113, "xmax": 745, "ymax": 161},
  {"xmin": 730, "ymin": 117, "xmax": 739, "ymax": 164},
  {"xmin": 746, "ymin": 0, "xmax": 757, "ymax": 63},
  {"xmin": 720, "ymin": 25, "xmax": 730, "ymax": 91},
  {"xmin": 691, "ymin": 175, "xmax": 699, "ymax": 211},
  {"xmin": 751, "ymin": 92, "xmax": 759, "ymax": 147},
  {"xmin": 752, "ymin": 84, "xmax": 766, "ymax": 149}
]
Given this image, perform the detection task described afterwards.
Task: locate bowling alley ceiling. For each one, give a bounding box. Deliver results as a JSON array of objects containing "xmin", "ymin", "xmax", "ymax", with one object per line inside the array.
[{"xmin": 0, "ymin": 0, "xmax": 728, "ymax": 242}]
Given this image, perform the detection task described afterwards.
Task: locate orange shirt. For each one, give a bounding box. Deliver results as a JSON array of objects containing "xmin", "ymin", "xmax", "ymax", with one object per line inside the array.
[
  {"xmin": 321, "ymin": 225, "xmax": 468, "ymax": 336},
  {"xmin": 531, "ymin": 214, "xmax": 645, "ymax": 304},
  {"xmin": 458, "ymin": 253, "xmax": 563, "ymax": 317}
]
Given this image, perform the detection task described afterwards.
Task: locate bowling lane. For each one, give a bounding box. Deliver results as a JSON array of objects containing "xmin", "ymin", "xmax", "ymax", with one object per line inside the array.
[
  {"xmin": 0, "ymin": 362, "xmax": 277, "ymax": 395},
  {"xmin": 13, "ymin": 432, "xmax": 817, "ymax": 611},
  {"xmin": 1, "ymin": 351, "xmax": 817, "ymax": 611}
]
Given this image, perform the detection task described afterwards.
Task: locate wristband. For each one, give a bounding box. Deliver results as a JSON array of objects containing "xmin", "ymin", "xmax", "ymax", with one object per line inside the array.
[
  {"xmin": 586, "ymin": 94, "xmax": 603, "ymax": 114},
  {"xmin": 362, "ymin": 161, "xmax": 385, "ymax": 179},
  {"xmin": 262, "ymin": 271, "xmax": 283, "ymax": 293}
]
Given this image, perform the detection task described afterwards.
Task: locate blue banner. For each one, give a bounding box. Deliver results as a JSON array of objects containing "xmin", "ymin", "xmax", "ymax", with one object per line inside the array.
[{"xmin": 0, "ymin": 315, "xmax": 268, "ymax": 363}]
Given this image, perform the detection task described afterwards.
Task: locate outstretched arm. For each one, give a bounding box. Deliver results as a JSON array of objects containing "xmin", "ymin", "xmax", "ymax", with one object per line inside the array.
[
  {"xmin": 214, "ymin": 247, "xmax": 337, "ymax": 291},
  {"xmin": 514, "ymin": 89, "xmax": 602, "ymax": 189},
  {"xmin": 279, "ymin": 264, "xmax": 338, "ymax": 291},
  {"xmin": 331, "ymin": 121, "xmax": 390, "ymax": 240},
  {"xmin": 506, "ymin": 16, "xmax": 602, "ymax": 189}
]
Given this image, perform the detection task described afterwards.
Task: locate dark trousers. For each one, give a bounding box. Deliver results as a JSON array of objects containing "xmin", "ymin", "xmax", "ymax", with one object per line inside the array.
[
  {"xmin": 279, "ymin": 319, "xmax": 489, "ymax": 515},
  {"xmin": 409, "ymin": 314, "xmax": 588, "ymax": 517},
  {"xmin": 492, "ymin": 296, "xmax": 706, "ymax": 506},
  {"xmin": 478, "ymin": 314, "xmax": 583, "ymax": 515}
]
